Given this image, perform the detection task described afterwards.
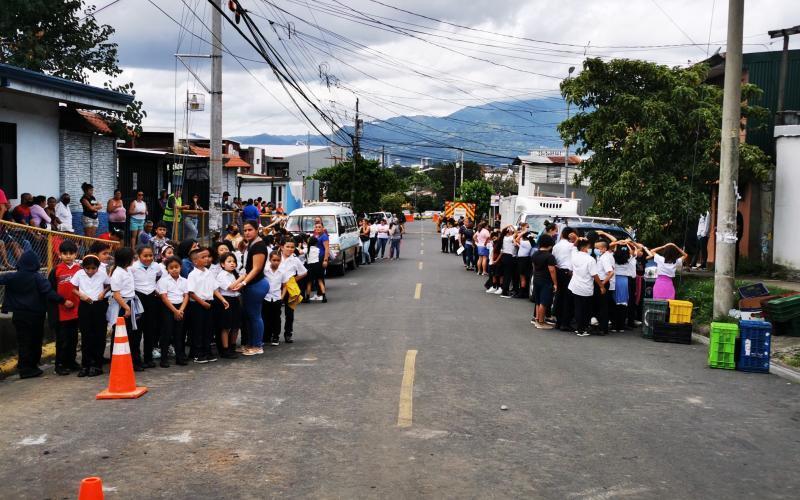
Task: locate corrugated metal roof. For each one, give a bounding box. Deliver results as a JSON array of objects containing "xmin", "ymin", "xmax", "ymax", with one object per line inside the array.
[{"xmin": 189, "ymin": 145, "xmax": 252, "ymax": 169}]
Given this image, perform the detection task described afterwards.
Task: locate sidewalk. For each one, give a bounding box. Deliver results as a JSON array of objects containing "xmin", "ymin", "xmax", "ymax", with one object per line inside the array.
[{"xmin": 684, "ymin": 269, "xmax": 800, "ymax": 292}]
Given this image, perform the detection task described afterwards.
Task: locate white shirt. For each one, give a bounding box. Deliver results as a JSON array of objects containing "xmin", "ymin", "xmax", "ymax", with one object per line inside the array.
[
  {"xmin": 131, "ymin": 200, "xmax": 147, "ymax": 220},
  {"xmin": 130, "ymin": 261, "xmax": 162, "ymax": 294},
  {"xmin": 448, "ymin": 227, "xmax": 460, "ymax": 238},
  {"xmin": 279, "ymin": 254, "xmax": 307, "ymax": 278},
  {"xmin": 70, "ymin": 269, "xmax": 109, "ymax": 299},
  {"xmin": 615, "ymin": 256, "xmax": 637, "ymax": 277},
  {"xmin": 441, "ymin": 226, "xmax": 448, "ymax": 238},
  {"xmin": 517, "ymin": 239, "xmax": 533, "ymax": 258},
  {"xmin": 697, "ymin": 211, "xmax": 710, "ymax": 238},
  {"xmin": 209, "ymin": 263, "xmax": 222, "ymax": 279},
  {"xmin": 553, "ymin": 239, "xmax": 576, "ymax": 271},
  {"xmin": 55, "ymin": 202, "xmax": 73, "ymax": 232},
  {"xmin": 377, "ymin": 224, "xmax": 390, "ymax": 239},
  {"xmin": 568, "ymin": 251, "xmax": 598, "ymax": 297},
  {"xmin": 157, "ymin": 274, "xmax": 188, "ymax": 304},
  {"xmin": 597, "ymin": 251, "xmax": 616, "ymax": 291},
  {"xmin": 654, "ymin": 254, "xmax": 682, "ymax": 278},
  {"xmin": 501, "ymin": 235, "xmax": 515, "ymax": 255},
  {"xmin": 307, "ymin": 246, "xmax": 320, "ymax": 264},
  {"xmin": 263, "ymin": 267, "xmax": 289, "ymax": 302},
  {"xmin": 216, "ymin": 270, "xmax": 240, "ymax": 298},
  {"xmin": 187, "ymin": 267, "xmax": 216, "ymax": 301},
  {"xmin": 109, "ymin": 266, "xmax": 136, "ymax": 299},
  {"xmin": 369, "ymin": 224, "xmax": 378, "ymax": 238}
]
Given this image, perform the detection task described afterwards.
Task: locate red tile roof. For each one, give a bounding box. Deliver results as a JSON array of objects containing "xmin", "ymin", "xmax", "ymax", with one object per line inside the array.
[{"xmin": 189, "ymin": 145, "xmax": 252, "ymax": 169}]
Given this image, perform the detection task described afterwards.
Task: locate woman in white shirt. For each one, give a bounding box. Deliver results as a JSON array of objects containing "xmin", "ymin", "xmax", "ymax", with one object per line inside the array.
[
  {"xmin": 499, "ymin": 225, "xmax": 517, "ymax": 298},
  {"xmin": 128, "ymin": 191, "xmax": 148, "ymax": 249},
  {"xmin": 568, "ymin": 238, "xmax": 604, "ymax": 336},
  {"xmin": 646, "ymin": 242, "xmax": 688, "ymax": 300}
]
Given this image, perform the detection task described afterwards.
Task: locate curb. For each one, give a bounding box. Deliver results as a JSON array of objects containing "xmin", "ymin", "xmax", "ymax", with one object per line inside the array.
[
  {"xmin": 692, "ymin": 333, "xmax": 800, "ymax": 384},
  {"xmin": 0, "ymin": 342, "xmax": 56, "ymax": 379}
]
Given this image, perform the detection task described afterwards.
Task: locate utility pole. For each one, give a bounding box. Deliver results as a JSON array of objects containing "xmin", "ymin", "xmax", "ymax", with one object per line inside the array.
[
  {"xmin": 563, "ymin": 66, "xmax": 575, "ymax": 198},
  {"xmin": 208, "ymin": 0, "xmax": 223, "ymax": 232},
  {"xmin": 352, "ymin": 97, "xmax": 360, "ymax": 204},
  {"xmin": 769, "ymin": 25, "xmax": 800, "ymax": 115},
  {"xmin": 713, "ymin": 0, "xmax": 745, "ymax": 319},
  {"xmin": 459, "ymin": 149, "xmax": 464, "ymax": 187},
  {"xmin": 381, "ymin": 145, "xmax": 385, "ymax": 167},
  {"xmin": 306, "ymin": 130, "xmax": 311, "ymax": 203}
]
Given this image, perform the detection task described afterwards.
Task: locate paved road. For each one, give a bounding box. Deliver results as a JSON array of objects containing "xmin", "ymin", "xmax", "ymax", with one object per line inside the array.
[{"xmin": 1, "ymin": 221, "xmax": 799, "ymax": 499}]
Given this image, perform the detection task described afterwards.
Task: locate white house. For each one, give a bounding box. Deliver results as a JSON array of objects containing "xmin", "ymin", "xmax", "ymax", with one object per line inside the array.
[
  {"xmin": 773, "ymin": 119, "xmax": 800, "ymax": 271},
  {"xmin": 0, "ymin": 63, "xmax": 133, "ymax": 231}
]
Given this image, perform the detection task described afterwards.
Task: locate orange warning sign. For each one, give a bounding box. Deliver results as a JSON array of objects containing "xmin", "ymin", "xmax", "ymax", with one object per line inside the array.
[{"xmin": 444, "ymin": 201, "xmax": 476, "ymax": 221}]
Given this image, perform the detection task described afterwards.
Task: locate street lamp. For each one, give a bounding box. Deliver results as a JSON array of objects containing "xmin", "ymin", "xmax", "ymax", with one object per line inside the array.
[{"xmin": 563, "ymin": 66, "xmax": 575, "ymax": 198}]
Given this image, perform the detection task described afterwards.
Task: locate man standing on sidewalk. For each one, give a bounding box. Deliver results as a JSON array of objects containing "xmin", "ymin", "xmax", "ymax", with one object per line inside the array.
[{"xmin": 692, "ymin": 211, "xmax": 710, "ymax": 270}]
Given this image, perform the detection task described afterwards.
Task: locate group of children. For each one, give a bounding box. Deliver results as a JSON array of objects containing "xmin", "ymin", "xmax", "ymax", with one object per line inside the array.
[
  {"xmin": 3, "ymin": 219, "xmax": 331, "ymax": 379},
  {"xmin": 450, "ymin": 218, "xmax": 688, "ymax": 337}
]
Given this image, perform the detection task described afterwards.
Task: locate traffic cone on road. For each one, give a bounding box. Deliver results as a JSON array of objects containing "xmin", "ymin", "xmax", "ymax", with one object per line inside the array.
[
  {"xmin": 78, "ymin": 476, "xmax": 104, "ymax": 500},
  {"xmin": 96, "ymin": 317, "xmax": 148, "ymax": 400}
]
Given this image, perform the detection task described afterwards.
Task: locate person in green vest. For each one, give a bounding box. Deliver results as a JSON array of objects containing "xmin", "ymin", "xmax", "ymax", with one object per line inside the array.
[{"xmin": 163, "ymin": 187, "xmax": 190, "ymax": 238}]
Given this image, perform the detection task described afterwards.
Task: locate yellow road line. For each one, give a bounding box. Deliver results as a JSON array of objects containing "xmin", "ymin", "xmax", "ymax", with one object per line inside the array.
[
  {"xmin": 420, "ymin": 249, "xmax": 424, "ymax": 255},
  {"xmin": 397, "ymin": 349, "xmax": 418, "ymax": 428},
  {"xmin": 414, "ymin": 283, "xmax": 422, "ymax": 299},
  {"xmin": 418, "ymin": 261, "xmax": 423, "ymax": 270}
]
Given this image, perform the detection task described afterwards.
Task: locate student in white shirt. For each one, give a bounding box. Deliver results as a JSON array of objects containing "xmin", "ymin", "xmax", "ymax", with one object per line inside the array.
[
  {"xmin": 441, "ymin": 223, "xmax": 450, "ymax": 253},
  {"xmin": 593, "ymin": 241, "xmax": 615, "ymax": 335},
  {"xmin": 216, "ymin": 253, "xmax": 241, "ymax": 358},
  {"xmin": 305, "ymin": 236, "xmax": 325, "ymax": 301},
  {"xmin": 130, "ymin": 245, "xmax": 163, "ymax": 369},
  {"xmin": 107, "ymin": 247, "xmax": 142, "ymax": 363},
  {"xmin": 568, "ymin": 238, "xmax": 604, "ymax": 336},
  {"xmin": 612, "ymin": 241, "xmax": 637, "ymax": 332},
  {"xmin": 553, "ymin": 227, "xmax": 578, "ymax": 330},
  {"xmin": 278, "ymin": 240, "xmax": 307, "ymax": 344},
  {"xmin": 499, "ymin": 225, "xmax": 517, "ymax": 298},
  {"xmin": 157, "ymin": 256, "xmax": 189, "ymax": 366},
  {"xmin": 256, "ymin": 251, "xmax": 289, "ymax": 353},
  {"xmin": 70, "ymin": 255, "xmax": 109, "ymax": 375},
  {"xmin": 187, "ymin": 248, "xmax": 228, "ymax": 363},
  {"xmin": 646, "ymin": 242, "xmax": 688, "ymax": 301}
]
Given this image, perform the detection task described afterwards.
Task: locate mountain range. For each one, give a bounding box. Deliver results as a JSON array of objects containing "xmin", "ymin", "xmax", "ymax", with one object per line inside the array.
[{"xmin": 231, "ymin": 97, "xmax": 567, "ymax": 166}]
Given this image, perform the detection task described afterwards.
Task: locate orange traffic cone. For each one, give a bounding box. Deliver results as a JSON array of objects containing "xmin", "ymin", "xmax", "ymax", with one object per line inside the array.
[
  {"xmin": 78, "ymin": 476, "xmax": 104, "ymax": 500},
  {"xmin": 96, "ymin": 317, "xmax": 148, "ymax": 400}
]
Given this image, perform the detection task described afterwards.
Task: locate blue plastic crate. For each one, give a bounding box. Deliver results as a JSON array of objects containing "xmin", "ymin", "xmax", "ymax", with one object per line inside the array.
[{"xmin": 737, "ymin": 320, "xmax": 771, "ymax": 373}]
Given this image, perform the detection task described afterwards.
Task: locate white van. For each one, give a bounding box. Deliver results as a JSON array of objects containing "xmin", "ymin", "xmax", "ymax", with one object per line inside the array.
[{"xmin": 285, "ymin": 203, "xmax": 360, "ymax": 275}]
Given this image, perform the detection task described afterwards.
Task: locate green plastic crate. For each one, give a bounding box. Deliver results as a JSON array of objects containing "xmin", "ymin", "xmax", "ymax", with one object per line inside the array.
[
  {"xmin": 765, "ymin": 295, "xmax": 800, "ymax": 322},
  {"xmin": 709, "ymin": 322, "xmax": 739, "ymax": 369},
  {"xmin": 642, "ymin": 299, "xmax": 669, "ymax": 339},
  {"xmin": 773, "ymin": 317, "xmax": 800, "ymax": 337}
]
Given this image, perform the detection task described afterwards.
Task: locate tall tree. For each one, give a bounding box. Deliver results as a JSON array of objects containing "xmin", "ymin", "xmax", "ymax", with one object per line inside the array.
[
  {"xmin": 311, "ymin": 158, "xmax": 400, "ymax": 213},
  {"xmin": 560, "ymin": 58, "xmax": 771, "ymax": 244},
  {"xmin": 428, "ymin": 161, "xmax": 482, "ymax": 201},
  {"xmin": 458, "ymin": 179, "xmax": 494, "ymax": 221},
  {"xmin": 0, "ymin": 0, "xmax": 146, "ymax": 138}
]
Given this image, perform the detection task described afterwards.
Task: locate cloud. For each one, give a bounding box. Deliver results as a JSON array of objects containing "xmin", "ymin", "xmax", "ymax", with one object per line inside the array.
[{"xmin": 93, "ymin": 0, "xmax": 799, "ymax": 137}]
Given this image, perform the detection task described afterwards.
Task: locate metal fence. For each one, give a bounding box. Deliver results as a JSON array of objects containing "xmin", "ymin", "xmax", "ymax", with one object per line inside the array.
[
  {"xmin": 0, "ymin": 220, "xmax": 122, "ymax": 306},
  {"xmin": 168, "ymin": 209, "xmax": 283, "ymax": 246}
]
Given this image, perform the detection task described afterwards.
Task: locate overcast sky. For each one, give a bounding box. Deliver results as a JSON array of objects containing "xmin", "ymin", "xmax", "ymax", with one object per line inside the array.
[{"xmin": 92, "ymin": 0, "xmax": 799, "ymax": 140}]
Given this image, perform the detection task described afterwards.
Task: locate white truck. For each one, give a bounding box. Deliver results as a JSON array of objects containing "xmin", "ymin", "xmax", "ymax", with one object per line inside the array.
[{"xmin": 499, "ymin": 195, "xmax": 581, "ymax": 231}]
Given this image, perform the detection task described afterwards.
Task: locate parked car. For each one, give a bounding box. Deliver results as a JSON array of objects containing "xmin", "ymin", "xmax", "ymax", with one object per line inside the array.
[{"xmin": 285, "ymin": 203, "xmax": 360, "ymax": 276}]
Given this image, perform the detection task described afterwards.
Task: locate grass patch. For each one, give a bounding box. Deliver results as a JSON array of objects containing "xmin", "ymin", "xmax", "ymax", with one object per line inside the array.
[{"xmin": 675, "ymin": 275, "xmax": 793, "ymax": 328}]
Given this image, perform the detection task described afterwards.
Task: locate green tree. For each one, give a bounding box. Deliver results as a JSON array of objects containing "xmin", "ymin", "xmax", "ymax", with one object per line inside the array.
[
  {"xmin": 560, "ymin": 58, "xmax": 772, "ymax": 244},
  {"xmin": 458, "ymin": 179, "xmax": 494, "ymax": 220},
  {"xmin": 311, "ymin": 158, "xmax": 400, "ymax": 213},
  {"xmin": 379, "ymin": 192, "xmax": 406, "ymax": 216},
  {"xmin": 488, "ymin": 175, "xmax": 518, "ymax": 196},
  {"xmin": 428, "ymin": 161, "xmax": 482, "ymax": 201},
  {"xmin": 0, "ymin": 0, "xmax": 146, "ymax": 138}
]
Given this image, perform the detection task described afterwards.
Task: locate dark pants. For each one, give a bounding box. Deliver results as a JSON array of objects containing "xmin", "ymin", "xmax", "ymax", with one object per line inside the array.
[
  {"xmin": 555, "ymin": 269, "xmax": 574, "ymax": 329},
  {"xmin": 135, "ymin": 292, "xmax": 161, "ymax": 363},
  {"xmin": 161, "ymin": 303, "xmax": 186, "ymax": 361},
  {"xmin": 626, "ymin": 277, "xmax": 638, "ymax": 326},
  {"xmin": 78, "ymin": 301, "xmax": 108, "ymax": 369},
  {"xmin": 613, "ymin": 304, "xmax": 628, "ymax": 332},
  {"xmin": 449, "ymin": 236, "xmax": 457, "ymax": 253},
  {"xmin": 442, "ymin": 238, "xmax": 449, "ymax": 253},
  {"xmin": 283, "ymin": 297, "xmax": 294, "ymax": 340},
  {"xmin": 188, "ymin": 301, "xmax": 212, "ymax": 358},
  {"xmin": 500, "ymin": 253, "xmax": 515, "ymax": 296},
  {"xmin": 13, "ymin": 311, "xmax": 45, "ymax": 376},
  {"xmin": 369, "ymin": 237, "xmax": 377, "ymax": 259},
  {"xmin": 594, "ymin": 283, "xmax": 611, "ymax": 334},
  {"xmin": 55, "ymin": 319, "xmax": 79, "ymax": 368},
  {"xmin": 573, "ymin": 294, "xmax": 593, "ymax": 333},
  {"xmin": 262, "ymin": 300, "xmax": 282, "ymax": 343},
  {"xmin": 377, "ymin": 238, "xmax": 388, "ymax": 258},
  {"xmin": 692, "ymin": 236, "xmax": 709, "ymax": 268},
  {"xmin": 463, "ymin": 244, "xmax": 475, "ymax": 268}
]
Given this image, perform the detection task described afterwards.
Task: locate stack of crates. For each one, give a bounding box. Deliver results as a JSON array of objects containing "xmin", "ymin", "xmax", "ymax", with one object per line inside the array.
[
  {"xmin": 652, "ymin": 321, "xmax": 692, "ymax": 344},
  {"xmin": 737, "ymin": 320, "xmax": 771, "ymax": 373},
  {"xmin": 708, "ymin": 322, "xmax": 738, "ymax": 370},
  {"xmin": 668, "ymin": 300, "xmax": 694, "ymax": 324},
  {"xmin": 764, "ymin": 295, "xmax": 800, "ymax": 337},
  {"xmin": 642, "ymin": 299, "xmax": 669, "ymax": 339}
]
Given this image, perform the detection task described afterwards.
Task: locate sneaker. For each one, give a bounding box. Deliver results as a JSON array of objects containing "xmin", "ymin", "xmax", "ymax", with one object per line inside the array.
[
  {"xmin": 271, "ymin": 340, "xmax": 280, "ymax": 346},
  {"xmin": 576, "ymin": 331, "xmax": 591, "ymax": 337},
  {"xmin": 77, "ymin": 367, "xmax": 90, "ymax": 377},
  {"xmin": 193, "ymin": 356, "xmax": 208, "ymax": 364},
  {"xmin": 143, "ymin": 361, "xmax": 157, "ymax": 369},
  {"xmin": 590, "ymin": 317, "xmax": 599, "ymax": 326},
  {"xmin": 168, "ymin": 346, "xmax": 176, "ymax": 358},
  {"xmin": 206, "ymin": 353, "xmax": 218, "ymax": 363},
  {"xmin": 241, "ymin": 348, "xmax": 257, "ymax": 356},
  {"xmin": 544, "ymin": 318, "xmax": 557, "ymax": 325},
  {"xmin": 235, "ymin": 345, "xmax": 246, "ymax": 353},
  {"xmin": 493, "ymin": 288, "xmax": 503, "ymax": 295},
  {"xmin": 285, "ymin": 338, "xmax": 294, "ymax": 344},
  {"xmin": 486, "ymin": 287, "xmax": 496, "ymax": 294},
  {"xmin": 633, "ymin": 320, "xmax": 643, "ymax": 327},
  {"xmin": 55, "ymin": 366, "xmax": 71, "ymax": 376},
  {"xmin": 220, "ymin": 349, "xmax": 238, "ymax": 359},
  {"xmin": 251, "ymin": 347, "xmax": 264, "ymax": 355},
  {"xmin": 160, "ymin": 360, "xmax": 170, "ymax": 368},
  {"xmin": 321, "ymin": 296, "xmax": 328, "ymax": 303},
  {"xmin": 500, "ymin": 294, "xmax": 513, "ymax": 299},
  {"xmin": 539, "ymin": 323, "xmax": 554, "ymax": 330},
  {"xmin": 530, "ymin": 318, "xmax": 537, "ymax": 325},
  {"xmin": 152, "ymin": 348, "xmax": 161, "ymax": 360},
  {"xmin": 88, "ymin": 367, "xmax": 103, "ymax": 377}
]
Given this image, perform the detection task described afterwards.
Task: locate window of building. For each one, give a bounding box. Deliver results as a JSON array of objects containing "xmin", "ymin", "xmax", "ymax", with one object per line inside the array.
[{"xmin": 0, "ymin": 122, "xmax": 17, "ymax": 199}]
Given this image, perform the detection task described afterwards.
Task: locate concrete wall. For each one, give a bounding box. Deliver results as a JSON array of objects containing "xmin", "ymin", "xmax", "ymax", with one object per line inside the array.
[
  {"xmin": 59, "ymin": 130, "xmax": 117, "ymax": 234},
  {"xmin": 0, "ymin": 93, "xmax": 60, "ymax": 203},
  {"xmin": 773, "ymin": 125, "xmax": 800, "ymax": 270}
]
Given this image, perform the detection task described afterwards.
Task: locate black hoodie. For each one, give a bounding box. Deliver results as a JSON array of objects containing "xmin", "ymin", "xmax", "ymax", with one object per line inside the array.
[{"xmin": 0, "ymin": 251, "xmax": 63, "ymax": 315}]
